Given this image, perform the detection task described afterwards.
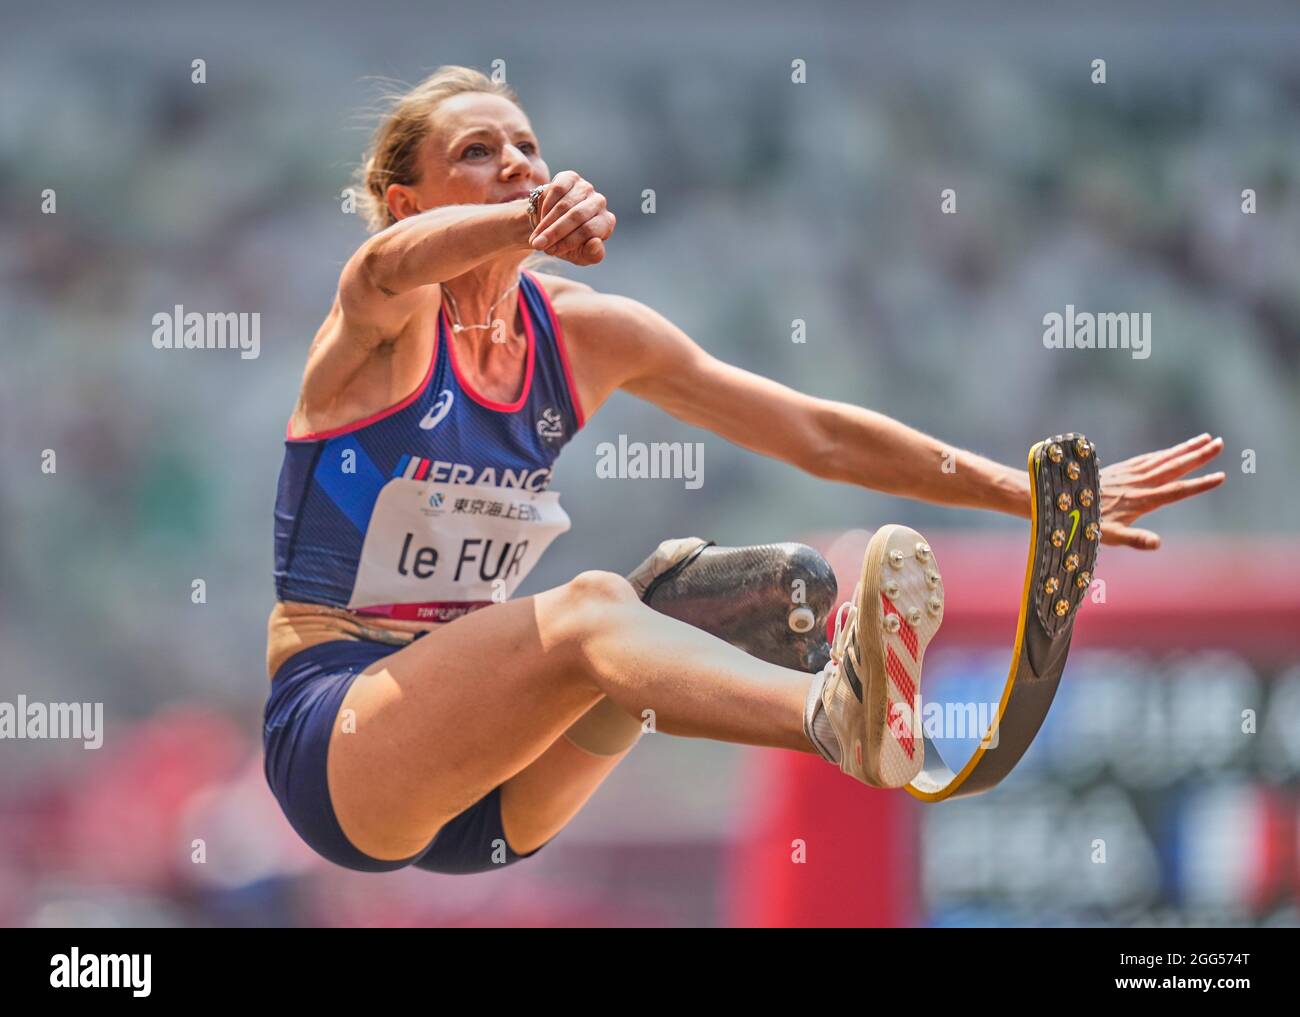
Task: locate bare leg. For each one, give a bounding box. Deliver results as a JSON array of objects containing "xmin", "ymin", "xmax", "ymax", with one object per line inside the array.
[
  {"xmin": 497, "ymin": 734, "xmax": 632, "ymax": 855},
  {"xmin": 564, "ymin": 580, "xmax": 812, "ymax": 748},
  {"xmin": 327, "ymin": 570, "xmax": 814, "ymax": 860}
]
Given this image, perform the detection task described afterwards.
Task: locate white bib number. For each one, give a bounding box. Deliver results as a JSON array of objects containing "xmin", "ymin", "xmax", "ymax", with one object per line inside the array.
[{"xmin": 347, "ymin": 479, "xmax": 570, "ymax": 615}]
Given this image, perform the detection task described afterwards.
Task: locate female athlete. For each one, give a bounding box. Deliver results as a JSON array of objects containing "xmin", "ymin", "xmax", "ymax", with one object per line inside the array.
[{"xmin": 264, "ymin": 66, "xmax": 1226, "ymax": 874}]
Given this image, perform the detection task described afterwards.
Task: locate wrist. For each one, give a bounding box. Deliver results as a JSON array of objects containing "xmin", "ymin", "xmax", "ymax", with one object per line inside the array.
[
  {"xmin": 506, "ymin": 197, "xmax": 536, "ymax": 252},
  {"xmin": 994, "ymin": 464, "xmax": 1033, "ymax": 518}
]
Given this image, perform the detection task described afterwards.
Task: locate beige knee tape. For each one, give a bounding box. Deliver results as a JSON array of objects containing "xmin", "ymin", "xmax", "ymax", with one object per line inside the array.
[{"xmin": 563, "ymin": 696, "xmax": 643, "ymax": 756}]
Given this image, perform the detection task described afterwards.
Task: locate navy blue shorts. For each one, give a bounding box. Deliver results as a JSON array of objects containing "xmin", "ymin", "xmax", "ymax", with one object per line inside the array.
[{"xmin": 262, "ymin": 637, "xmax": 547, "ymax": 874}]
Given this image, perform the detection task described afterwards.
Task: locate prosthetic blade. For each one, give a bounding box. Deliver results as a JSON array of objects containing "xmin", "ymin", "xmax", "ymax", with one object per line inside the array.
[{"xmin": 906, "ymin": 432, "xmax": 1102, "ymax": 801}]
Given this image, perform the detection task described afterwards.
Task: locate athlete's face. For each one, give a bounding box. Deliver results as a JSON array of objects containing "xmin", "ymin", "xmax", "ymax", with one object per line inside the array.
[{"xmin": 390, "ymin": 92, "xmax": 549, "ymax": 221}]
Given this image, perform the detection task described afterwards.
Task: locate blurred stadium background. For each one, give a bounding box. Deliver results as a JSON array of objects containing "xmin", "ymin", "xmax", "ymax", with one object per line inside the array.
[{"xmin": 1, "ymin": 1, "xmax": 1298, "ymax": 926}]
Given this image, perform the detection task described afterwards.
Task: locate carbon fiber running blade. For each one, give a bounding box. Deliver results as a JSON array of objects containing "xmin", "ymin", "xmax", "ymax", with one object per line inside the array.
[{"xmin": 908, "ymin": 432, "xmax": 1101, "ymax": 801}]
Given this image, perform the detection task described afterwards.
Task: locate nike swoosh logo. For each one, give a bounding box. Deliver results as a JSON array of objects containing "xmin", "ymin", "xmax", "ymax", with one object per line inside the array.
[
  {"xmin": 1066, "ymin": 509, "xmax": 1080, "ymax": 551},
  {"xmin": 419, "ymin": 389, "xmax": 454, "ymax": 430}
]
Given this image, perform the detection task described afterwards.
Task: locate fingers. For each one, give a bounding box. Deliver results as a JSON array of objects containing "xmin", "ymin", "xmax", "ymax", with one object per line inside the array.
[
  {"xmin": 1102, "ymin": 522, "xmax": 1162, "ymax": 551},
  {"xmin": 535, "ymin": 171, "xmax": 579, "ymax": 224},
  {"xmin": 531, "ymin": 181, "xmax": 599, "ymax": 247},
  {"xmin": 1131, "ymin": 471, "xmax": 1226, "ymax": 510},
  {"xmin": 536, "ymin": 209, "xmax": 615, "ymax": 265},
  {"xmin": 577, "ymin": 237, "xmax": 605, "ymax": 265},
  {"xmin": 1139, "ymin": 437, "xmax": 1225, "ymax": 484},
  {"xmin": 525, "ymin": 172, "xmax": 615, "ymax": 267},
  {"xmin": 531, "ymin": 193, "xmax": 608, "ymax": 251},
  {"xmin": 1135, "ymin": 432, "xmax": 1216, "ymax": 471},
  {"xmin": 551, "ymin": 237, "xmax": 606, "ymax": 267}
]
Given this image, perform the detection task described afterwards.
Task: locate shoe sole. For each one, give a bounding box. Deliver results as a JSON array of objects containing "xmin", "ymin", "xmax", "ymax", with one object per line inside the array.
[
  {"xmin": 853, "ymin": 524, "xmax": 944, "ymax": 788},
  {"xmin": 905, "ymin": 433, "xmax": 1099, "ymax": 800}
]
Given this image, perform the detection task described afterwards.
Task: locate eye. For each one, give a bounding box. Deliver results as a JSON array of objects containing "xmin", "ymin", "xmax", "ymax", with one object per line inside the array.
[
  {"xmin": 462, "ymin": 143, "xmax": 490, "ymax": 158},
  {"xmin": 517, "ymin": 141, "xmax": 537, "ymax": 155}
]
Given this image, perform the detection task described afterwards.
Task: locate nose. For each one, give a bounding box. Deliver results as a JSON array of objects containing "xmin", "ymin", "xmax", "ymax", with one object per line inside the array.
[{"xmin": 501, "ymin": 143, "xmax": 532, "ymax": 178}]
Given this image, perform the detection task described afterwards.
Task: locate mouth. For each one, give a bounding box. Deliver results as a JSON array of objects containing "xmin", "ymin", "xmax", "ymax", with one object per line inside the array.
[{"xmin": 497, "ymin": 189, "xmax": 533, "ymax": 203}]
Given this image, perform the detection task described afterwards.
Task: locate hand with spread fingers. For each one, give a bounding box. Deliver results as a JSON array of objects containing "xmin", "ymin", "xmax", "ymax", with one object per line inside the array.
[{"xmin": 1097, "ymin": 433, "xmax": 1226, "ymax": 550}]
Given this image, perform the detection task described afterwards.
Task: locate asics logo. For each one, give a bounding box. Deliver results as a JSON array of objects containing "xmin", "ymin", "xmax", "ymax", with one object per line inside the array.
[
  {"xmin": 419, "ymin": 389, "xmax": 455, "ymax": 430},
  {"xmin": 1065, "ymin": 509, "xmax": 1081, "ymax": 551}
]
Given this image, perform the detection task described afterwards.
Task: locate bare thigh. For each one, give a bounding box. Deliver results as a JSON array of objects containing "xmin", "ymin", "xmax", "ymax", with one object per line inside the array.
[{"xmin": 326, "ymin": 579, "xmax": 605, "ymax": 861}]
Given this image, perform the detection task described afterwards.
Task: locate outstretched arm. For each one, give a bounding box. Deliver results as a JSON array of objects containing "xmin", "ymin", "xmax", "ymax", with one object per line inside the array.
[{"xmin": 568, "ymin": 292, "xmax": 1225, "ymax": 551}]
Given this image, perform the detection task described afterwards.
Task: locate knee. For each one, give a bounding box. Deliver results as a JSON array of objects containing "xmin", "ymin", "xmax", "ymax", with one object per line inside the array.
[
  {"xmin": 552, "ymin": 570, "xmax": 638, "ymax": 644},
  {"xmin": 543, "ymin": 571, "xmax": 641, "ymax": 663},
  {"xmin": 563, "ymin": 569, "xmax": 639, "ymax": 613}
]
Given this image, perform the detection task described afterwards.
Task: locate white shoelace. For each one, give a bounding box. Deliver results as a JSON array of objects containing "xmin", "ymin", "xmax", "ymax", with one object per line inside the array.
[
  {"xmin": 806, "ymin": 584, "xmax": 862, "ymax": 766},
  {"xmin": 827, "ymin": 583, "xmax": 860, "ymax": 670}
]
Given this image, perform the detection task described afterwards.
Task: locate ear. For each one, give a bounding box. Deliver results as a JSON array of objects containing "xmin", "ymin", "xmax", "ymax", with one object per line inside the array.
[{"xmin": 385, "ymin": 182, "xmax": 424, "ymax": 223}]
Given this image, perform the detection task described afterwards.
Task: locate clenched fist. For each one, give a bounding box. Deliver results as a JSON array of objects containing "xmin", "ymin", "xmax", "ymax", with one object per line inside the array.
[{"xmin": 529, "ymin": 171, "xmax": 616, "ymax": 266}]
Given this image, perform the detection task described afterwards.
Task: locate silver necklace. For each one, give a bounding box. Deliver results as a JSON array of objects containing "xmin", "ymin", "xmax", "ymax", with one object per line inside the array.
[{"xmin": 441, "ymin": 277, "xmax": 520, "ymax": 335}]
